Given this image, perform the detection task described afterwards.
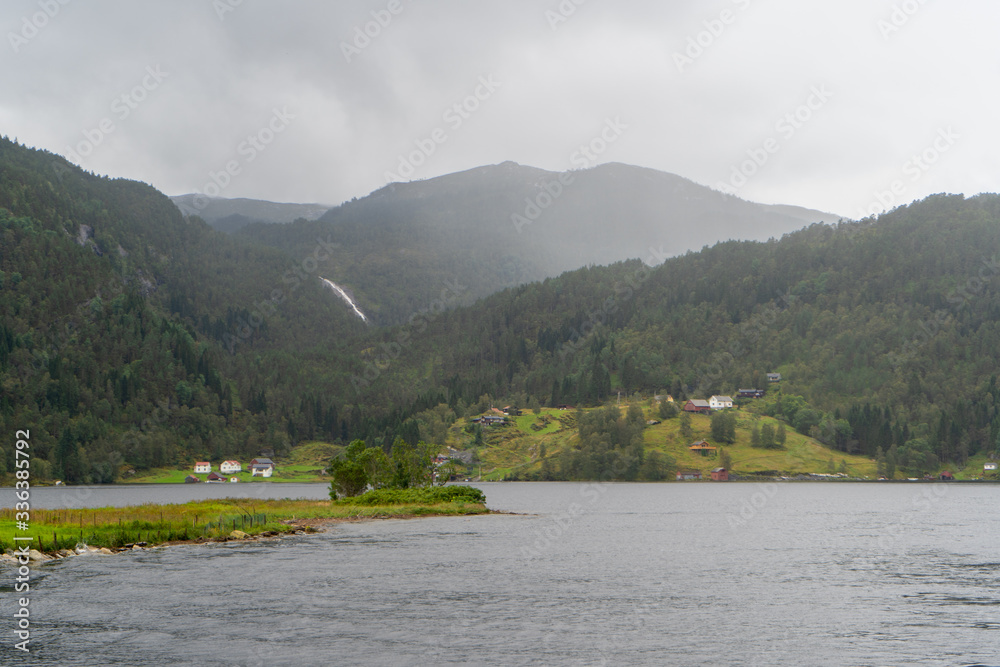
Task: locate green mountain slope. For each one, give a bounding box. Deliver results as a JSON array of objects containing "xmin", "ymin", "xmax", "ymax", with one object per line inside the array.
[
  {"xmin": 3, "ymin": 135, "xmax": 998, "ymax": 484},
  {"xmin": 236, "ymin": 161, "xmax": 838, "ymax": 325},
  {"xmin": 0, "ymin": 137, "xmax": 362, "ymax": 482},
  {"xmin": 344, "ymin": 193, "xmax": 1000, "ymax": 476}
]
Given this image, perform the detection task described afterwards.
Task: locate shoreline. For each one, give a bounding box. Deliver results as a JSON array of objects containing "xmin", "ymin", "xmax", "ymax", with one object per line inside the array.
[
  {"xmin": 1, "ymin": 489, "xmax": 492, "ymax": 560},
  {"xmin": 2, "ymin": 509, "xmax": 494, "ymax": 566}
]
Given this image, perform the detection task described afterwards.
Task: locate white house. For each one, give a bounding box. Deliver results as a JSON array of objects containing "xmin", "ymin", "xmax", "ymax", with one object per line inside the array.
[
  {"xmin": 250, "ymin": 465, "xmax": 273, "ymax": 478},
  {"xmin": 709, "ymin": 396, "xmax": 734, "ymax": 410},
  {"xmin": 985, "ymin": 463, "xmax": 997, "ymax": 472},
  {"xmin": 193, "ymin": 462, "xmax": 211, "ymax": 474},
  {"xmin": 249, "ymin": 458, "xmax": 274, "ymax": 472},
  {"xmin": 220, "ymin": 460, "xmax": 242, "ymax": 474}
]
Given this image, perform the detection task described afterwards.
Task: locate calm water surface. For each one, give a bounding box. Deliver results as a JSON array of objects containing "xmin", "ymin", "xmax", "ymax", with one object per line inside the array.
[
  {"xmin": 16, "ymin": 482, "xmax": 332, "ymax": 509},
  {"xmin": 2, "ymin": 482, "xmax": 998, "ymax": 666}
]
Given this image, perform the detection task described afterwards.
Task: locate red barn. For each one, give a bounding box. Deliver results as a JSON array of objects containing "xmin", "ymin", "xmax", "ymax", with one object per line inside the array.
[
  {"xmin": 683, "ymin": 399, "xmax": 711, "ymax": 415},
  {"xmin": 710, "ymin": 467, "xmax": 729, "ymax": 481}
]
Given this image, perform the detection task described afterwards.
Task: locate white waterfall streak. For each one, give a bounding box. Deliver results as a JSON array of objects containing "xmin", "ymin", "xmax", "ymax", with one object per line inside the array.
[{"xmin": 320, "ymin": 277, "xmax": 369, "ymax": 323}]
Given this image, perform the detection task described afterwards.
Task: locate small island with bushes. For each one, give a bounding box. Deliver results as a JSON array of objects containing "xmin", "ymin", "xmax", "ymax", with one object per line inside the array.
[{"xmin": 1, "ymin": 439, "xmax": 487, "ymax": 564}]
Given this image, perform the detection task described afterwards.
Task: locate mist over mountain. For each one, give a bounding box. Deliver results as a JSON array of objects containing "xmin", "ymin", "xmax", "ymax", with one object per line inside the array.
[
  {"xmin": 170, "ymin": 194, "xmax": 331, "ymax": 233},
  {"xmin": 237, "ymin": 161, "xmax": 840, "ymax": 325}
]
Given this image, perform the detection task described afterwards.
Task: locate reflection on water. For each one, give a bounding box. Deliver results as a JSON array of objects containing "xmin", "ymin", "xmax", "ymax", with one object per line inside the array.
[{"xmin": 2, "ymin": 482, "xmax": 999, "ymax": 666}]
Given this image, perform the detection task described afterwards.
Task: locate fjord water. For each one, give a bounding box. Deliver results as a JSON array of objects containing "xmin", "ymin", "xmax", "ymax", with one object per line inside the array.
[{"xmin": 4, "ymin": 482, "xmax": 998, "ymax": 666}]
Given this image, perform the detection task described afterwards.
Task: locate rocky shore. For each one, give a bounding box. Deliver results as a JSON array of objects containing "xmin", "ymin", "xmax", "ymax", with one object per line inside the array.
[{"xmin": 1, "ymin": 524, "xmax": 321, "ymax": 566}]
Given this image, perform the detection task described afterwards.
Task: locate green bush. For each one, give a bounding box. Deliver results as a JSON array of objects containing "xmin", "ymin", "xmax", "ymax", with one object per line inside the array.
[{"xmin": 336, "ymin": 485, "xmax": 486, "ymax": 506}]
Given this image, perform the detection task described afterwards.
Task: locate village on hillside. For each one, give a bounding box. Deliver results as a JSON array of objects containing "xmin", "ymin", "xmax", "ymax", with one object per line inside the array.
[{"xmin": 183, "ymin": 457, "xmax": 276, "ymax": 484}]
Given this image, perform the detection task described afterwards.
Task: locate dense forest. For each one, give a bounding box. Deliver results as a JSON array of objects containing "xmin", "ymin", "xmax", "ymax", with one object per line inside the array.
[{"xmin": 2, "ymin": 135, "xmax": 1000, "ymax": 482}]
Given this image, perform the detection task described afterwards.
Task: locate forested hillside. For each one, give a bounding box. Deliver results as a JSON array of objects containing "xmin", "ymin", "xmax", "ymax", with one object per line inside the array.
[
  {"xmin": 0, "ymin": 137, "xmax": 363, "ymax": 482},
  {"xmin": 345, "ymin": 193, "xmax": 1000, "ymax": 475},
  {"xmin": 238, "ymin": 161, "xmax": 836, "ymax": 326},
  {"xmin": 2, "ymin": 134, "xmax": 999, "ymax": 483}
]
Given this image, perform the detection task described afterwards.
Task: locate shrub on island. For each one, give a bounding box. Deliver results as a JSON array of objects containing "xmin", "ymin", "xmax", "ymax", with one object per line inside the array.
[{"xmin": 335, "ymin": 486, "xmax": 486, "ymax": 506}]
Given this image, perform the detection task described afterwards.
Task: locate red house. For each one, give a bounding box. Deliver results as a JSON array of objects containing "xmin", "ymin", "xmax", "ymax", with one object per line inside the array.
[
  {"xmin": 710, "ymin": 467, "xmax": 729, "ymax": 481},
  {"xmin": 683, "ymin": 399, "xmax": 711, "ymax": 415}
]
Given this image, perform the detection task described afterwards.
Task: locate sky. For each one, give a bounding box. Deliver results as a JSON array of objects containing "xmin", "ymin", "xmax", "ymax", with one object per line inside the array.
[{"xmin": 1, "ymin": 0, "xmax": 995, "ymax": 219}]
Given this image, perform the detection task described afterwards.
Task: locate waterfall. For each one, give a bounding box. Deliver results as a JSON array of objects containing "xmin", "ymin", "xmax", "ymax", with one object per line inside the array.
[{"xmin": 320, "ymin": 277, "xmax": 369, "ymax": 323}]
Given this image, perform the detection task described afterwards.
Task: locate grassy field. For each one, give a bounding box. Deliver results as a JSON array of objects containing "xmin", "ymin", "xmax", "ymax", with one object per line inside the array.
[
  {"xmin": 128, "ymin": 442, "xmax": 337, "ymax": 484},
  {"xmin": 0, "ymin": 491, "xmax": 488, "ymax": 554},
  {"xmin": 642, "ymin": 409, "xmax": 878, "ymax": 478},
  {"xmin": 66, "ymin": 404, "xmax": 984, "ymax": 487},
  {"xmin": 444, "ymin": 404, "xmax": 879, "ymax": 480}
]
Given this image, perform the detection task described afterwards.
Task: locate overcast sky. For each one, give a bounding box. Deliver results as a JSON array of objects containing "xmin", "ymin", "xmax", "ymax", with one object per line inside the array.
[{"xmin": 1, "ymin": 0, "xmax": 995, "ymax": 218}]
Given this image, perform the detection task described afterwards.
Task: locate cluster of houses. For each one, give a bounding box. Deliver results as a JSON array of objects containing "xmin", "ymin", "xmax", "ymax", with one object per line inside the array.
[
  {"xmin": 676, "ymin": 467, "xmax": 729, "ymax": 481},
  {"xmin": 184, "ymin": 458, "xmax": 276, "ymax": 484},
  {"xmin": 471, "ymin": 406, "xmax": 523, "ymax": 427},
  {"xmin": 671, "ymin": 436, "xmax": 731, "ymax": 481},
  {"xmin": 673, "ymin": 378, "xmax": 781, "ymax": 482},
  {"xmin": 682, "ymin": 396, "xmax": 733, "ymax": 414},
  {"xmin": 681, "ymin": 375, "xmax": 781, "ymax": 416}
]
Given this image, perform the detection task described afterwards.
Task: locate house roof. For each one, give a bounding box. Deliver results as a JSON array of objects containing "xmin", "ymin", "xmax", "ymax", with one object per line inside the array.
[
  {"xmin": 687, "ymin": 399, "xmax": 710, "ymax": 407},
  {"xmin": 251, "ymin": 458, "xmax": 274, "ymax": 465},
  {"xmin": 688, "ymin": 440, "xmax": 717, "ymax": 450},
  {"xmin": 711, "ymin": 396, "xmax": 734, "ymax": 402},
  {"xmin": 222, "ymin": 460, "xmax": 239, "ymax": 465},
  {"xmin": 711, "ymin": 467, "xmax": 727, "ymax": 473},
  {"xmin": 195, "ymin": 462, "xmax": 210, "ymax": 466}
]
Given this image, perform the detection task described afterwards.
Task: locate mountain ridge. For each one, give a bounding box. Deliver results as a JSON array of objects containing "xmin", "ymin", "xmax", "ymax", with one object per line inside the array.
[{"xmin": 234, "ymin": 160, "xmax": 842, "ymax": 325}]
